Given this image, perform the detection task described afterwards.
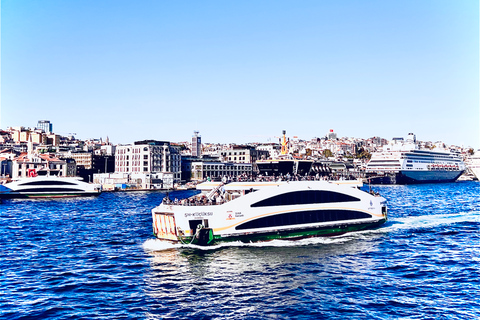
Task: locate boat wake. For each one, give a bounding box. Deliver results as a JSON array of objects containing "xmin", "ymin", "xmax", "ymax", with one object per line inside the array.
[
  {"xmin": 143, "ymin": 238, "xmax": 182, "ymax": 252},
  {"xmin": 384, "ymin": 210, "xmax": 480, "ymax": 233},
  {"xmin": 143, "ymin": 210, "xmax": 480, "ymax": 252}
]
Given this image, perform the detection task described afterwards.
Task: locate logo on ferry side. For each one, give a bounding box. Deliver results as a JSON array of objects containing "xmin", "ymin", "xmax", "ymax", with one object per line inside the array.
[{"xmin": 226, "ymin": 211, "xmax": 235, "ymax": 220}]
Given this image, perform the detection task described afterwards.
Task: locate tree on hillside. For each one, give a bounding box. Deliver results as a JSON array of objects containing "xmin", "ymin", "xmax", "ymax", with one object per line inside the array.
[{"xmin": 355, "ymin": 147, "xmax": 371, "ymax": 160}]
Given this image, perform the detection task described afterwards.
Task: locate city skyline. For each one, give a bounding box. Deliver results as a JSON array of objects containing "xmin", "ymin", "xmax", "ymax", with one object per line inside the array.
[{"xmin": 1, "ymin": 1, "xmax": 479, "ymax": 147}]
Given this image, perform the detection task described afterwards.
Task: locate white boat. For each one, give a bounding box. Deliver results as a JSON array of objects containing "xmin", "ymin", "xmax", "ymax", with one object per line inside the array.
[
  {"xmin": 151, "ymin": 180, "xmax": 387, "ymax": 246},
  {"xmin": 365, "ymin": 133, "xmax": 465, "ymax": 184},
  {"xmin": 465, "ymin": 150, "xmax": 480, "ymax": 180},
  {"xmin": 0, "ymin": 176, "xmax": 101, "ymax": 199}
]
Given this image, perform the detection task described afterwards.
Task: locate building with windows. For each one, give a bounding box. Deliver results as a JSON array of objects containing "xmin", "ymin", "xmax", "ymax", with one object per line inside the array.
[
  {"xmin": 190, "ymin": 161, "xmax": 252, "ymax": 181},
  {"xmin": 11, "ymin": 153, "xmax": 76, "ymax": 179},
  {"xmin": 59, "ymin": 151, "xmax": 115, "ymax": 182},
  {"xmin": 192, "ymin": 131, "xmax": 201, "ymax": 157},
  {"xmin": 219, "ymin": 146, "xmax": 269, "ymax": 164},
  {"xmin": 37, "ymin": 120, "xmax": 53, "ymax": 134},
  {"xmin": 113, "ymin": 140, "xmax": 181, "ymax": 188},
  {"xmin": 256, "ymin": 144, "xmax": 281, "ymax": 159}
]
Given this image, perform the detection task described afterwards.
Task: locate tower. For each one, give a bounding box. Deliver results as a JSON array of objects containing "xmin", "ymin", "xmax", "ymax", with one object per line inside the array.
[
  {"xmin": 192, "ymin": 131, "xmax": 201, "ymax": 157},
  {"xmin": 281, "ymin": 130, "xmax": 289, "ymax": 155}
]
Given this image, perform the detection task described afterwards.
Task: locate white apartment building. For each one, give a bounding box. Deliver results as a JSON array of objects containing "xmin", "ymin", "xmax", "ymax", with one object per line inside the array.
[
  {"xmin": 115, "ymin": 140, "xmax": 182, "ymax": 183},
  {"xmin": 256, "ymin": 144, "xmax": 281, "ymax": 159}
]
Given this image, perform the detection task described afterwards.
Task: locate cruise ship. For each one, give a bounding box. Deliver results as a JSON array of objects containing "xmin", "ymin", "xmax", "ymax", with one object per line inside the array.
[
  {"xmin": 365, "ymin": 133, "xmax": 465, "ymax": 184},
  {"xmin": 152, "ymin": 180, "xmax": 387, "ymax": 246}
]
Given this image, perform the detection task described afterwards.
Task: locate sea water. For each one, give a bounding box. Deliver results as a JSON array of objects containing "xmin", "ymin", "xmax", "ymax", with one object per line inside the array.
[{"xmin": 1, "ymin": 182, "xmax": 479, "ymax": 319}]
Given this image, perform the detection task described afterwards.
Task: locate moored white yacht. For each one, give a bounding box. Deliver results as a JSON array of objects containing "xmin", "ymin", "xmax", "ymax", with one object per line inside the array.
[
  {"xmin": 365, "ymin": 133, "xmax": 465, "ymax": 184},
  {"xmin": 151, "ymin": 180, "xmax": 387, "ymax": 246}
]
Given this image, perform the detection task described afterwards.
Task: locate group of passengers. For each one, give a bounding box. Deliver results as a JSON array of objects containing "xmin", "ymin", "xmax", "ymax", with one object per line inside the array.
[
  {"xmin": 161, "ymin": 173, "xmax": 359, "ymax": 206},
  {"xmin": 205, "ymin": 172, "xmax": 357, "ymax": 184},
  {"xmin": 162, "ymin": 194, "xmax": 226, "ymax": 206}
]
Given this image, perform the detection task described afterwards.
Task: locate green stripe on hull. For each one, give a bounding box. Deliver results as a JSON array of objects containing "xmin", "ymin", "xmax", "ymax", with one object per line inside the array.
[{"xmin": 175, "ymin": 219, "xmax": 387, "ymax": 246}]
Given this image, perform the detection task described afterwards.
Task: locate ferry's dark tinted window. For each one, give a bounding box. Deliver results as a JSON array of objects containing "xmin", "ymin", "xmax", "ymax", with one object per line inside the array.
[
  {"xmin": 236, "ymin": 209, "xmax": 371, "ymax": 230},
  {"xmin": 20, "ymin": 188, "xmax": 84, "ymax": 193},
  {"xmin": 20, "ymin": 181, "xmax": 77, "ymax": 186},
  {"xmin": 250, "ymin": 190, "xmax": 360, "ymax": 207}
]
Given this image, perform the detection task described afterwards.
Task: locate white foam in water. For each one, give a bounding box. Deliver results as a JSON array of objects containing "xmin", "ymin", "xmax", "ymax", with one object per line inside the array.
[
  {"xmin": 143, "ymin": 232, "xmax": 363, "ymax": 252},
  {"xmin": 143, "ymin": 210, "xmax": 480, "ymax": 252},
  {"xmin": 143, "ymin": 238, "xmax": 181, "ymax": 252},
  {"xmin": 385, "ymin": 210, "xmax": 480, "ymax": 232}
]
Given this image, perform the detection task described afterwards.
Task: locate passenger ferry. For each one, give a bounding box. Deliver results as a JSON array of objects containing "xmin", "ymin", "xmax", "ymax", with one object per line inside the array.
[
  {"xmin": 151, "ymin": 180, "xmax": 387, "ymax": 246},
  {"xmin": 0, "ymin": 176, "xmax": 101, "ymax": 199},
  {"xmin": 365, "ymin": 133, "xmax": 465, "ymax": 184}
]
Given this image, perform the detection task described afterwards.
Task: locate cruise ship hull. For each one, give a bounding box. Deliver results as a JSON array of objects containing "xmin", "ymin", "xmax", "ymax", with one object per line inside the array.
[{"xmin": 368, "ymin": 170, "xmax": 464, "ymax": 185}]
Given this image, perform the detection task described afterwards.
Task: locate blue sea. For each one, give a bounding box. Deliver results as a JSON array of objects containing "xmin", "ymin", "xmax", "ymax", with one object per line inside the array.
[{"xmin": 1, "ymin": 182, "xmax": 479, "ymax": 319}]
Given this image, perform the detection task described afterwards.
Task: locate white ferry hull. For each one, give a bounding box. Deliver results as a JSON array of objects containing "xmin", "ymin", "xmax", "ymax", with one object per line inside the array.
[{"xmin": 152, "ymin": 181, "xmax": 387, "ymax": 246}]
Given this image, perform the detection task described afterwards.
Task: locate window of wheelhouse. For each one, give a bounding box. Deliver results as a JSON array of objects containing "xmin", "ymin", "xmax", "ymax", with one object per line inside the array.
[{"xmin": 250, "ymin": 190, "xmax": 360, "ymax": 207}]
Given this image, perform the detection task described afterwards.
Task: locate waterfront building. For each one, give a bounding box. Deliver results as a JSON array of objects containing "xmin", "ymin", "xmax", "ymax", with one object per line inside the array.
[
  {"xmin": 190, "ymin": 161, "xmax": 252, "ymax": 181},
  {"xmin": 181, "ymin": 155, "xmax": 220, "ymax": 182},
  {"xmin": 114, "ymin": 140, "xmax": 182, "ymax": 188},
  {"xmin": 93, "ymin": 171, "xmax": 174, "ymax": 190}
]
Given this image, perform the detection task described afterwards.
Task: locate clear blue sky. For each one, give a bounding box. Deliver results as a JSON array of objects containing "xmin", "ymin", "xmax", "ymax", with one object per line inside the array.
[{"xmin": 1, "ymin": 0, "xmax": 478, "ymax": 147}]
